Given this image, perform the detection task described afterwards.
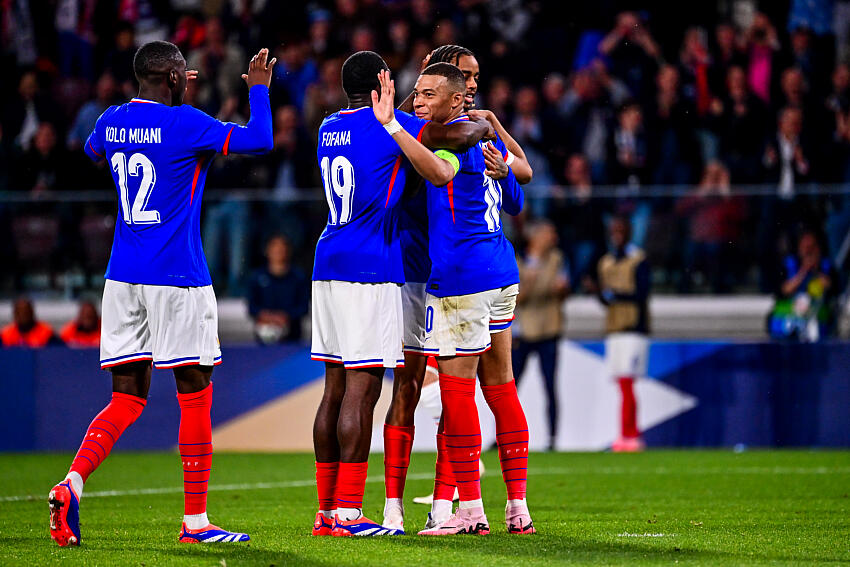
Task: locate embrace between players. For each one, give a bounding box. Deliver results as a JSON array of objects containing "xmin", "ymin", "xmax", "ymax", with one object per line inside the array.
[
  {"xmin": 311, "ymin": 48, "xmax": 536, "ymax": 537},
  {"xmin": 47, "ymin": 39, "xmax": 534, "ymax": 547}
]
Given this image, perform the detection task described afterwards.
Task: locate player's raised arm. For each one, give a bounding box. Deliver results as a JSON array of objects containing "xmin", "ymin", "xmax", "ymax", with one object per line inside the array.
[
  {"xmin": 373, "ymin": 70, "xmax": 457, "ymax": 187},
  {"xmin": 418, "ymin": 117, "xmax": 490, "ymax": 153},
  {"xmin": 215, "ymin": 48, "xmax": 276, "ymax": 155},
  {"xmin": 468, "ymin": 109, "xmax": 533, "ymax": 184}
]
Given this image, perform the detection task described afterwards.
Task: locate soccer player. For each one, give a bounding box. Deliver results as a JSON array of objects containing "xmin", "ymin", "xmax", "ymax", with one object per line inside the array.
[
  {"xmin": 310, "ymin": 51, "xmax": 488, "ymax": 537},
  {"xmin": 390, "ymin": 62, "xmax": 532, "ymax": 536},
  {"xmin": 400, "ymin": 44, "xmax": 535, "ymax": 529},
  {"xmin": 594, "ymin": 216, "xmax": 651, "ymax": 452},
  {"xmin": 48, "ymin": 41, "xmax": 275, "ymax": 547}
]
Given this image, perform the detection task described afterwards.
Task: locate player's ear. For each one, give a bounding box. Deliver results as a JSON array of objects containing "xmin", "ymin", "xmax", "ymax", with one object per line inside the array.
[{"xmin": 169, "ymin": 69, "xmax": 179, "ymax": 89}]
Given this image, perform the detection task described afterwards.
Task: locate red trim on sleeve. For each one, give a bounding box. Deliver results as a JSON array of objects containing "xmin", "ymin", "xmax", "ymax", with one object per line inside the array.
[
  {"xmin": 221, "ymin": 126, "xmax": 235, "ymax": 156},
  {"xmin": 416, "ymin": 124, "xmax": 427, "ymax": 142},
  {"xmin": 385, "ymin": 156, "xmax": 403, "ymax": 207},
  {"xmin": 88, "ymin": 140, "xmax": 103, "ymax": 158},
  {"xmin": 447, "ymin": 180, "xmax": 455, "ymax": 223},
  {"xmin": 189, "ymin": 156, "xmax": 206, "ymax": 205}
]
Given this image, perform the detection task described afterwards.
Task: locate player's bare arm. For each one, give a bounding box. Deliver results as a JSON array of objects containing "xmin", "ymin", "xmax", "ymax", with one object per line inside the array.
[
  {"xmin": 419, "ymin": 118, "xmax": 491, "ymax": 152},
  {"xmin": 468, "ymin": 109, "xmax": 534, "ymax": 184},
  {"xmin": 372, "ymin": 70, "xmax": 456, "ymax": 187}
]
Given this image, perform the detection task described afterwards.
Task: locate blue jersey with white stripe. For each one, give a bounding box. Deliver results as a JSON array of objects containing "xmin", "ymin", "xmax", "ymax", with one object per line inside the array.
[
  {"xmin": 313, "ymin": 108, "xmax": 428, "ymax": 284},
  {"xmin": 424, "ymin": 119, "xmax": 524, "ymax": 297},
  {"xmin": 84, "ymin": 92, "xmax": 265, "ymax": 287}
]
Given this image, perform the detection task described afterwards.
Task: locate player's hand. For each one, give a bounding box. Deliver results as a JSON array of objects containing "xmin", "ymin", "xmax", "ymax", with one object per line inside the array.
[
  {"xmin": 468, "ymin": 109, "xmax": 497, "ymax": 139},
  {"xmin": 242, "ymin": 48, "xmax": 277, "ymax": 89},
  {"xmin": 371, "ymin": 69, "xmax": 396, "ymax": 125},
  {"xmin": 483, "ymin": 142, "xmax": 508, "ymax": 179},
  {"xmin": 187, "ymin": 69, "xmax": 199, "ymax": 81}
]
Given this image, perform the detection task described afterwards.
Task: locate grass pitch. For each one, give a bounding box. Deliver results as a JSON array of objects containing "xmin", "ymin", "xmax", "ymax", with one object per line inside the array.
[{"xmin": 0, "ymin": 450, "xmax": 848, "ymax": 566}]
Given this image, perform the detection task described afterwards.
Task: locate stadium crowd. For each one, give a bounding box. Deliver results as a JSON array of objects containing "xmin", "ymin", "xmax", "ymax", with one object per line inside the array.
[{"xmin": 0, "ymin": 0, "xmax": 847, "ymax": 313}]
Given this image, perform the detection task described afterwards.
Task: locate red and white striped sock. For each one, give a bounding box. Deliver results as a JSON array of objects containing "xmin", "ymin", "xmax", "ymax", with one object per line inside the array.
[{"xmin": 177, "ymin": 384, "xmax": 213, "ymax": 525}]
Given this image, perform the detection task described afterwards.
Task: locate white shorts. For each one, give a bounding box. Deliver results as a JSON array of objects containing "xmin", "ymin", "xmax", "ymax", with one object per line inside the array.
[
  {"xmin": 605, "ymin": 332, "xmax": 649, "ymax": 379},
  {"xmin": 402, "ymin": 282, "xmax": 428, "ymax": 353},
  {"xmin": 421, "ymin": 284, "xmax": 518, "ymax": 357},
  {"xmin": 311, "ymin": 280, "xmax": 404, "ymax": 369},
  {"xmin": 100, "ymin": 279, "xmax": 221, "ymax": 369}
]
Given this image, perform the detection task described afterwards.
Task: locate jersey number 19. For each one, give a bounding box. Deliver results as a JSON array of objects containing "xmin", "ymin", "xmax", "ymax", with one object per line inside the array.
[{"xmin": 320, "ymin": 155, "xmax": 356, "ymax": 225}]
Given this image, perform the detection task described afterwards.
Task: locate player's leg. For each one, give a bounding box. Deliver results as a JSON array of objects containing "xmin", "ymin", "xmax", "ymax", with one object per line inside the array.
[
  {"xmin": 313, "ymin": 361, "xmax": 345, "ymax": 534},
  {"xmin": 610, "ymin": 333, "xmax": 647, "ymax": 452},
  {"xmin": 49, "ymin": 280, "xmax": 151, "ymax": 547},
  {"xmin": 478, "ymin": 285, "xmax": 535, "ymax": 534},
  {"xmin": 329, "ymin": 281, "xmax": 404, "ymax": 536},
  {"xmin": 49, "ymin": 362, "xmax": 150, "ymax": 547},
  {"xmin": 383, "ymin": 352, "xmax": 426, "ymax": 529}
]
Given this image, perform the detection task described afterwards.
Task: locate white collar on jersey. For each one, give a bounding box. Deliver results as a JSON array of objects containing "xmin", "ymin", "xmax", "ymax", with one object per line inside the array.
[{"xmin": 130, "ymin": 98, "xmax": 162, "ymax": 104}]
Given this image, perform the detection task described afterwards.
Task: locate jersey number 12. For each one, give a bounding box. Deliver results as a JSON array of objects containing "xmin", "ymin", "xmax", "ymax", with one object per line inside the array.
[
  {"xmin": 320, "ymin": 155, "xmax": 355, "ymax": 225},
  {"xmin": 111, "ymin": 151, "xmax": 161, "ymax": 225}
]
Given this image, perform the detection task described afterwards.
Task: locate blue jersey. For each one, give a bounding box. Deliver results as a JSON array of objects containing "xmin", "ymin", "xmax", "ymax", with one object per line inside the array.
[
  {"xmin": 313, "ymin": 107, "xmax": 428, "ymax": 284},
  {"xmin": 398, "ymin": 175, "xmax": 430, "ymax": 284},
  {"xmin": 424, "ymin": 119, "xmax": 524, "ymax": 297},
  {"xmin": 84, "ymin": 85, "xmax": 272, "ymax": 287}
]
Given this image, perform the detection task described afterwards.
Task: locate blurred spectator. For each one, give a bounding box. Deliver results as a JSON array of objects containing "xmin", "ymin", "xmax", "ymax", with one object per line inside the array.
[
  {"xmin": 763, "ymin": 107, "xmax": 812, "ymax": 197},
  {"xmin": 592, "ymin": 216, "xmax": 651, "ymax": 452},
  {"xmin": 103, "ymin": 22, "xmax": 137, "ymax": 98},
  {"xmin": 60, "ymin": 300, "xmax": 100, "ymax": 347},
  {"xmin": 271, "ymin": 38, "xmax": 319, "ymax": 111},
  {"xmin": 3, "ymin": 70, "xmax": 54, "ymax": 152},
  {"xmin": 13, "ymin": 123, "xmax": 70, "ymax": 194},
  {"xmin": 646, "ymin": 64, "xmax": 699, "ymax": 184},
  {"xmin": 608, "ymin": 100, "xmax": 648, "ymax": 186},
  {"xmin": 551, "ymin": 154, "xmax": 607, "ymax": 287},
  {"xmin": 247, "ymin": 235, "xmax": 309, "ymax": 344},
  {"xmin": 1, "ymin": 297, "xmax": 60, "ymax": 347},
  {"xmin": 675, "ymin": 162, "xmax": 748, "ymax": 292},
  {"xmin": 186, "ymin": 18, "xmax": 245, "ymax": 117},
  {"xmin": 599, "ymin": 11, "xmax": 660, "ymax": 105},
  {"xmin": 559, "ymin": 68, "xmax": 616, "ymax": 183},
  {"xmin": 709, "ymin": 22, "xmax": 746, "ymax": 93},
  {"xmin": 769, "ymin": 230, "xmax": 839, "ymax": 341},
  {"xmin": 67, "ymin": 73, "xmax": 118, "ymax": 150},
  {"xmin": 55, "ymin": 0, "xmax": 98, "ymax": 81},
  {"xmin": 303, "ymin": 58, "xmax": 347, "ymax": 138},
  {"xmin": 744, "ymin": 13, "xmax": 782, "ymax": 105},
  {"xmin": 679, "ymin": 27, "xmax": 713, "ymax": 116},
  {"xmin": 710, "ymin": 65, "xmax": 769, "ymax": 182},
  {"xmin": 513, "ymin": 219, "xmax": 568, "ymax": 451}
]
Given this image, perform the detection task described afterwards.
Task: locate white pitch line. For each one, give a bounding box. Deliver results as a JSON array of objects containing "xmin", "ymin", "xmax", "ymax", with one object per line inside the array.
[
  {"xmin": 617, "ymin": 533, "xmax": 676, "ymax": 538},
  {"xmin": 2, "ymin": 465, "xmax": 849, "ymax": 503}
]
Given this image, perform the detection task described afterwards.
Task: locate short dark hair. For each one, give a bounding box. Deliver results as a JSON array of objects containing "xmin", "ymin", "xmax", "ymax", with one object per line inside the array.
[
  {"xmin": 429, "ymin": 44, "xmax": 475, "ymax": 66},
  {"xmin": 341, "ymin": 51, "xmax": 388, "ymax": 98},
  {"xmin": 133, "ymin": 41, "xmax": 184, "ymax": 81},
  {"xmin": 421, "ymin": 62, "xmax": 465, "ymax": 94}
]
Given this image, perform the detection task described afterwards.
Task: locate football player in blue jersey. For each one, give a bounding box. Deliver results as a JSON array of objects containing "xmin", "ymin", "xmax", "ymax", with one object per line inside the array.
[
  {"xmin": 387, "ymin": 62, "xmax": 534, "ymax": 536},
  {"xmin": 310, "ymin": 51, "xmax": 490, "ymax": 537},
  {"xmin": 48, "ymin": 41, "xmax": 275, "ymax": 547}
]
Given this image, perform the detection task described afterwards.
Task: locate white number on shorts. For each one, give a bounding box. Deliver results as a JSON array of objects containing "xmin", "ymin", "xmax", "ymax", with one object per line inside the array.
[
  {"xmin": 320, "ymin": 155, "xmax": 356, "ymax": 225},
  {"xmin": 483, "ymin": 174, "xmax": 502, "ymax": 232},
  {"xmin": 425, "ymin": 306, "xmax": 434, "ymax": 333},
  {"xmin": 111, "ymin": 152, "xmax": 161, "ymax": 225}
]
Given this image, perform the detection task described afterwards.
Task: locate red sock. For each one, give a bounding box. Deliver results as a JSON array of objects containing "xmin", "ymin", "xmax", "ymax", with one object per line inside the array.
[
  {"xmin": 618, "ymin": 377, "xmax": 639, "ymax": 438},
  {"xmin": 69, "ymin": 392, "xmax": 146, "ymax": 482},
  {"xmin": 482, "ymin": 380, "xmax": 529, "ymax": 501},
  {"xmin": 383, "ymin": 424, "xmax": 414, "ymax": 499},
  {"xmin": 177, "ymin": 384, "xmax": 213, "ymax": 516},
  {"xmin": 315, "ymin": 461, "xmax": 339, "ymax": 511},
  {"xmin": 433, "ymin": 431, "xmax": 456, "ymax": 501},
  {"xmin": 439, "ymin": 373, "xmax": 481, "ymax": 503},
  {"xmin": 336, "ymin": 461, "xmax": 369, "ymax": 509}
]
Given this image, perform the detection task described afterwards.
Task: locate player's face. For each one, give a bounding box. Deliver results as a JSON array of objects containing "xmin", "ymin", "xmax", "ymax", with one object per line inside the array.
[
  {"xmin": 413, "ymin": 75, "xmax": 463, "ymax": 123},
  {"xmin": 455, "ymin": 54, "xmax": 480, "ymax": 110}
]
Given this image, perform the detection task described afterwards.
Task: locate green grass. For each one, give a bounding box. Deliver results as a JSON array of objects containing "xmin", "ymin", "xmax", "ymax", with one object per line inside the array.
[{"xmin": 1, "ymin": 450, "xmax": 849, "ymax": 566}]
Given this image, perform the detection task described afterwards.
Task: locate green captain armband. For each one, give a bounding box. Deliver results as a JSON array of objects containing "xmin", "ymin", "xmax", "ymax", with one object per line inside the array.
[{"xmin": 434, "ymin": 149, "xmax": 460, "ymax": 175}]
